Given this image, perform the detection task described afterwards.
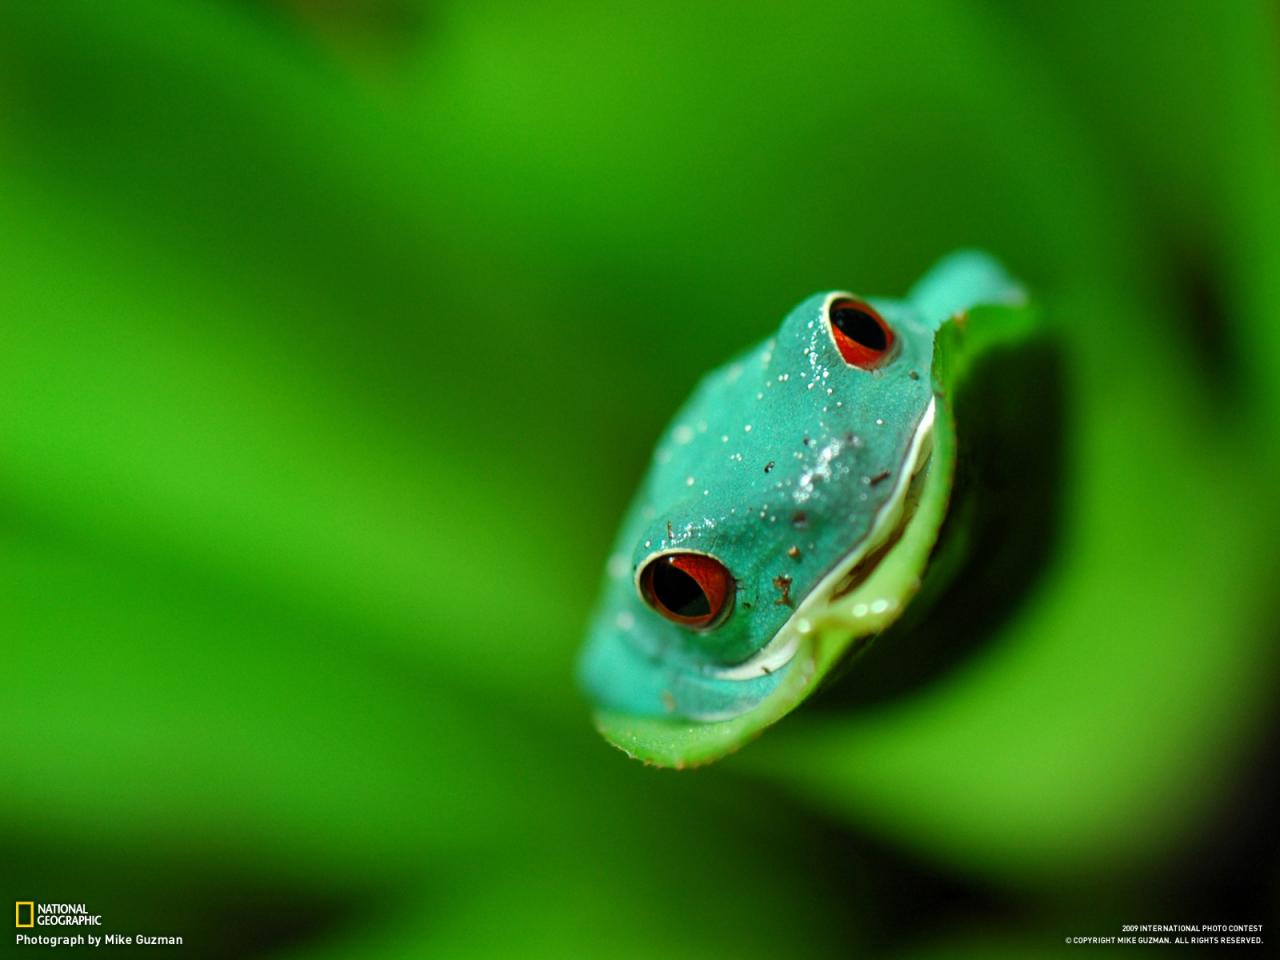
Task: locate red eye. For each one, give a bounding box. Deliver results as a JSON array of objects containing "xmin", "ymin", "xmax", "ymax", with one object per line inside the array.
[
  {"xmin": 640, "ymin": 553, "xmax": 734, "ymax": 629},
  {"xmin": 828, "ymin": 296, "xmax": 895, "ymax": 369}
]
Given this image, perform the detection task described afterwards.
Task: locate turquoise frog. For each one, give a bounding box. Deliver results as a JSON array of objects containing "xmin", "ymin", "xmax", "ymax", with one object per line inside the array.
[{"xmin": 579, "ymin": 251, "xmax": 1028, "ymax": 766}]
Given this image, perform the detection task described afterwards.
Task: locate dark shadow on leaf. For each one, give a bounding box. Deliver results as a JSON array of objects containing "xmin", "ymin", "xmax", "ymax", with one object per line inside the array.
[{"xmin": 808, "ymin": 336, "xmax": 1067, "ymax": 711}]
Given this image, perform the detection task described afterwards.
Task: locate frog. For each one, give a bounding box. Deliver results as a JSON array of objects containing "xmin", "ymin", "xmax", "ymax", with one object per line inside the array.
[{"xmin": 578, "ymin": 251, "xmax": 1031, "ymax": 768}]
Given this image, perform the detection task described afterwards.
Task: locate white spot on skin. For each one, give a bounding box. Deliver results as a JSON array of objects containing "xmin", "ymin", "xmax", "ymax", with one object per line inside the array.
[
  {"xmin": 686, "ymin": 476, "xmax": 696, "ymax": 486},
  {"xmin": 744, "ymin": 424, "xmax": 753, "ymax": 432},
  {"xmin": 793, "ymin": 437, "xmax": 843, "ymax": 504},
  {"xmin": 870, "ymin": 598, "xmax": 892, "ymax": 615},
  {"xmin": 656, "ymin": 449, "xmax": 671, "ymax": 464},
  {"xmin": 615, "ymin": 611, "xmax": 635, "ymax": 631},
  {"xmin": 876, "ymin": 418, "xmax": 885, "ymax": 426},
  {"xmin": 607, "ymin": 554, "xmax": 629, "ymax": 579},
  {"xmin": 673, "ymin": 424, "xmax": 695, "ymax": 444}
]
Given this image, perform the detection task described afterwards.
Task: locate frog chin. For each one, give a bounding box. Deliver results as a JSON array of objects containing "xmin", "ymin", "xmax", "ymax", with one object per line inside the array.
[{"xmin": 697, "ymin": 398, "xmax": 937, "ymax": 705}]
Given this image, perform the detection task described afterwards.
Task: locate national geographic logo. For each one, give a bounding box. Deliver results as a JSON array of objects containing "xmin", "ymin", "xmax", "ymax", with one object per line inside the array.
[
  {"xmin": 14, "ymin": 902, "xmax": 103, "ymax": 927},
  {"xmin": 14, "ymin": 900, "xmax": 183, "ymax": 948}
]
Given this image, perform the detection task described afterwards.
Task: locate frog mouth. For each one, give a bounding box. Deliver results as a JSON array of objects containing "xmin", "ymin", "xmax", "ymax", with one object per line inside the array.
[{"xmin": 700, "ymin": 398, "xmax": 937, "ymax": 697}]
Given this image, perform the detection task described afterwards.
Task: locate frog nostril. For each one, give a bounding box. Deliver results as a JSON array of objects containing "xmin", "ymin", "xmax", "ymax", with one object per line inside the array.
[
  {"xmin": 640, "ymin": 553, "xmax": 733, "ymax": 629},
  {"xmin": 828, "ymin": 296, "xmax": 895, "ymax": 369}
]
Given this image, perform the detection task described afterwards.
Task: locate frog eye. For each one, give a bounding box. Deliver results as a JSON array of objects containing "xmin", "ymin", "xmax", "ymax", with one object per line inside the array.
[
  {"xmin": 828, "ymin": 296, "xmax": 895, "ymax": 369},
  {"xmin": 639, "ymin": 553, "xmax": 734, "ymax": 629}
]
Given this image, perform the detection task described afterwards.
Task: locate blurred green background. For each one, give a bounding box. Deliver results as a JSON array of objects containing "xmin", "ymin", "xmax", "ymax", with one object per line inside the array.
[{"xmin": 3, "ymin": 1, "xmax": 1278, "ymax": 956}]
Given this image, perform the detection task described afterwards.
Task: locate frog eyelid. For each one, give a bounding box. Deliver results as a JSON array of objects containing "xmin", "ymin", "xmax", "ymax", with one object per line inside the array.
[{"xmin": 824, "ymin": 292, "xmax": 898, "ymax": 370}]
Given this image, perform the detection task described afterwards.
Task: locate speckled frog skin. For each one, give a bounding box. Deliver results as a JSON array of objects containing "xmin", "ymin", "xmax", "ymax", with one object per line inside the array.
[{"xmin": 579, "ymin": 251, "xmax": 1024, "ymax": 737}]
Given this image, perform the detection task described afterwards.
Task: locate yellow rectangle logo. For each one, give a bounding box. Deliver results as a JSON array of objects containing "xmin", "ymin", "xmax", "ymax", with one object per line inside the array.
[{"xmin": 16, "ymin": 902, "xmax": 34, "ymax": 928}]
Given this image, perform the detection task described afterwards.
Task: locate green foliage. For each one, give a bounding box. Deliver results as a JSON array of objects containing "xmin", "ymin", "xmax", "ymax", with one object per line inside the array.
[{"xmin": 2, "ymin": 1, "xmax": 1277, "ymax": 956}]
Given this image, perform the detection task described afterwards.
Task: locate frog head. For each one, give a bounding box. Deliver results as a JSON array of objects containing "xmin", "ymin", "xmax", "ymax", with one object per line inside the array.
[
  {"xmin": 579, "ymin": 287, "xmax": 940, "ymax": 722},
  {"xmin": 579, "ymin": 252, "xmax": 1026, "ymax": 765}
]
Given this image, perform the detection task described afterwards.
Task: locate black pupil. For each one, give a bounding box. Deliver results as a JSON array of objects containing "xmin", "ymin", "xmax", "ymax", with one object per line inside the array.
[
  {"xmin": 831, "ymin": 302, "xmax": 887, "ymax": 351},
  {"xmin": 651, "ymin": 562, "xmax": 711, "ymax": 618}
]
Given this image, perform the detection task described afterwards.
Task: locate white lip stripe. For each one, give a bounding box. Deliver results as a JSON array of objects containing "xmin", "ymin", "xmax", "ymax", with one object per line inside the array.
[
  {"xmin": 706, "ymin": 398, "xmax": 937, "ymax": 686},
  {"xmin": 710, "ymin": 630, "xmax": 804, "ymax": 682}
]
